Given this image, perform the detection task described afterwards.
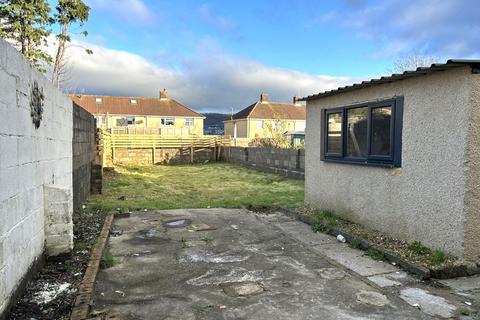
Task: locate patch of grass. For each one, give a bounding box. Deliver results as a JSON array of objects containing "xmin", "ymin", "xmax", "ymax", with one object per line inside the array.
[
  {"xmin": 366, "ymin": 249, "xmax": 385, "ymax": 261},
  {"xmin": 201, "ymin": 234, "xmax": 214, "ymax": 243},
  {"xmin": 312, "ymin": 209, "xmax": 337, "ymax": 233},
  {"xmin": 430, "ymin": 250, "xmax": 446, "ymax": 265},
  {"xmin": 102, "ymin": 254, "xmax": 116, "ymax": 269},
  {"xmin": 73, "ymin": 241, "xmax": 89, "ymax": 251},
  {"xmin": 180, "ymin": 237, "xmax": 188, "ymax": 248},
  {"xmin": 87, "ymin": 163, "xmax": 304, "ymax": 211},
  {"xmin": 408, "ymin": 241, "xmax": 431, "ymax": 255}
]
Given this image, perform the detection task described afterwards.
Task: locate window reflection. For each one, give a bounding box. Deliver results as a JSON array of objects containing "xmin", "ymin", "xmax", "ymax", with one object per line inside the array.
[
  {"xmin": 327, "ymin": 112, "xmax": 342, "ymax": 154},
  {"xmin": 371, "ymin": 107, "xmax": 392, "ymax": 156},
  {"xmin": 346, "ymin": 107, "xmax": 368, "ymax": 157}
]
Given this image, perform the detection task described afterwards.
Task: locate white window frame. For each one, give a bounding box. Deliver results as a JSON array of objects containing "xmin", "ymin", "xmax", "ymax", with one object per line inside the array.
[{"xmin": 185, "ymin": 118, "xmax": 194, "ymax": 126}]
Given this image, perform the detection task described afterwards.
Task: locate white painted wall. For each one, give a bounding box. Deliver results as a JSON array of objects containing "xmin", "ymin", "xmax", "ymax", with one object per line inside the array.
[{"xmin": 0, "ymin": 39, "xmax": 73, "ymax": 315}]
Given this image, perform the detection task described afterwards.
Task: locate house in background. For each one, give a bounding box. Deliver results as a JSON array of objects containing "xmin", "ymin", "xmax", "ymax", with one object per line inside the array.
[
  {"xmin": 70, "ymin": 89, "xmax": 205, "ymax": 136},
  {"xmin": 223, "ymin": 93, "xmax": 306, "ymax": 143},
  {"xmin": 303, "ymin": 60, "xmax": 480, "ymax": 260}
]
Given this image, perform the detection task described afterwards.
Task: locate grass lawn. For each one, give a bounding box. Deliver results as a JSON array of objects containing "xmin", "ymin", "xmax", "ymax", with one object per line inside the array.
[{"xmin": 87, "ymin": 163, "xmax": 304, "ymax": 211}]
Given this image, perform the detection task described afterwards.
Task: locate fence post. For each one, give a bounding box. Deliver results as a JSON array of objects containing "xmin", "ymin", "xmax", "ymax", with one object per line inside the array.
[
  {"xmin": 296, "ymin": 149, "xmax": 301, "ymax": 170},
  {"xmin": 190, "ymin": 142, "xmax": 194, "ymax": 163},
  {"xmin": 152, "ymin": 146, "xmax": 156, "ymax": 164},
  {"xmin": 244, "ymin": 147, "xmax": 249, "ymax": 162}
]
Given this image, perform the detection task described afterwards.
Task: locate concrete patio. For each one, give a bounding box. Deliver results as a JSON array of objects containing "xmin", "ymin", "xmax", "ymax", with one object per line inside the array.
[{"xmin": 92, "ymin": 209, "xmax": 476, "ymax": 319}]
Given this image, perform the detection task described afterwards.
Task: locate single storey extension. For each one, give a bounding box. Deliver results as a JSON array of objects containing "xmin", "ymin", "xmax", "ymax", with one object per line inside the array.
[{"xmin": 303, "ymin": 60, "xmax": 480, "ymax": 260}]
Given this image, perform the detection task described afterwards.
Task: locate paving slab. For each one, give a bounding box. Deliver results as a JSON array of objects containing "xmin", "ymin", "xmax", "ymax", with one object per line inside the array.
[
  {"xmin": 93, "ymin": 209, "xmax": 435, "ymax": 319},
  {"xmin": 399, "ymin": 287, "xmax": 457, "ymax": 318}
]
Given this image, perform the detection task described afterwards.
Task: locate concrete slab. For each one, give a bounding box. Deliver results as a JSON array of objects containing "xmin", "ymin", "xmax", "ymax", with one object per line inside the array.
[
  {"xmin": 311, "ymin": 243, "xmax": 399, "ymax": 277},
  {"xmin": 399, "ymin": 287, "xmax": 457, "ymax": 318},
  {"xmin": 368, "ymin": 271, "xmax": 415, "ymax": 288},
  {"xmin": 439, "ymin": 274, "xmax": 480, "ymax": 292},
  {"xmin": 93, "ymin": 209, "xmax": 435, "ymax": 320}
]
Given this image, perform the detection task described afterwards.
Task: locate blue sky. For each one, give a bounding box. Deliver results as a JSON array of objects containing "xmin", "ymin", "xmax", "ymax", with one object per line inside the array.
[{"xmin": 54, "ymin": 0, "xmax": 480, "ymax": 112}]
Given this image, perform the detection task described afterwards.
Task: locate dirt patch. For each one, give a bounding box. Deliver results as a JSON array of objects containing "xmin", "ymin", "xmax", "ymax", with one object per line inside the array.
[
  {"xmin": 295, "ymin": 207, "xmax": 458, "ymax": 270},
  {"xmin": 6, "ymin": 209, "xmax": 107, "ymax": 320}
]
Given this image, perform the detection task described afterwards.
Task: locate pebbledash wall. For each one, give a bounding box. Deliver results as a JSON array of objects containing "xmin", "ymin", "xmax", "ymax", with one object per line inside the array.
[
  {"xmin": 305, "ymin": 66, "xmax": 480, "ymax": 261},
  {"xmin": 221, "ymin": 147, "xmax": 305, "ymax": 179},
  {"xmin": 0, "ymin": 39, "xmax": 75, "ymax": 317}
]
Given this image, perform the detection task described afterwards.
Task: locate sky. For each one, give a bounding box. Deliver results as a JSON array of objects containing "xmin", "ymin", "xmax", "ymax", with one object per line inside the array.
[{"xmin": 48, "ymin": 0, "xmax": 480, "ymax": 113}]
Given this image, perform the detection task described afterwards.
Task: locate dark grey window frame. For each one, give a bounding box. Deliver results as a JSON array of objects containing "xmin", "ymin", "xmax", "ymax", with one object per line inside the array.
[{"xmin": 321, "ymin": 96, "xmax": 403, "ymax": 168}]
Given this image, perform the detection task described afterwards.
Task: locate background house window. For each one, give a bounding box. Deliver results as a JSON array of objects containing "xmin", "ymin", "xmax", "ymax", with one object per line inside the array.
[
  {"xmin": 126, "ymin": 117, "xmax": 135, "ymax": 125},
  {"xmin": 95, "ymin": 97, "xmax": 102, "ymax": 104},
  {"xmin": 256, "ymin": 120, "xmax": 264, "ymax": 129},
  {"xmin": 161, "ymin": 118, "xmax": 175, "ymax": 125},
  {"xmin": 321, "ymin": 97, "xmax": 403, "ymax": 167},
  {"xmin": 185, "ymin": 118, "xmax": 194, "ymax": 126},
  {"xmin": 130, "ymin": 99, "xmax": 137, "ymax": 104}
]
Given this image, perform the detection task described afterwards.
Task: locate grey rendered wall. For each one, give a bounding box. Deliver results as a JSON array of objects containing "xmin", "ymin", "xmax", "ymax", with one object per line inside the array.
[
  {"xmin": 305, "ymin": 66, "xmax": 474, "ymax": 259},
  {"xmin": 463, "ymin": 73, "xmax": 480, "ymax": 260},
  {"xmin": 72, "ymin": 103, "xmax": 96, "ymax": 210},
  {"xmin": 0, "ymin": 39, "xmax": 73, "ymax": 316}
]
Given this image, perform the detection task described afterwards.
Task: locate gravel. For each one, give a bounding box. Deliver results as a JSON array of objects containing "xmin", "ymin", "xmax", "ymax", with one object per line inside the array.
[{"xmin": 6, "ymin": 209, "xmax": 107, "ymax": 320}]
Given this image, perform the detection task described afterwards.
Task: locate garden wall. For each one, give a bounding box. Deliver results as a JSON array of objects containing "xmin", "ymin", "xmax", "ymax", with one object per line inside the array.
[
  {"xmin": 0, "ymin": 39, "xmax": 73, "ymax": 317},
  {"xmin": 72, "ymin": 103, "xmax": 96, "ymax": 210},
  {"xmin": 221, "ymin": 147, "xmax": 304, "ymax": 179}
]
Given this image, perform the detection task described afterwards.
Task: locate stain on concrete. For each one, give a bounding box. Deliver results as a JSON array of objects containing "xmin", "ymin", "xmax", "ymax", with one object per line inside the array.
[
  {"xmin": 316, "ymin": 268, "xmax": 346, "ymax": 280},
  {"xmin": 356, "ymin": 290, "xmax": 390, "ymax": 307},
  {"xmin": 221, "ymin": 282, "xmax": 265, "ymax": 297}
]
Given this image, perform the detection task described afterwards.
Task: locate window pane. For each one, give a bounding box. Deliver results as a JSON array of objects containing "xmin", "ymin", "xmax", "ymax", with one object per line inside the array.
[
  {"xmin": 371, "ymin": 107, "xmax": 392, "ymax": 156},
  {"xmin": 327, "ymin": 112, "xmax": 342, "ymax": 154},
  {"xmin": 346, "ymin": 107, "xmax": 368, "ymax": 157}
]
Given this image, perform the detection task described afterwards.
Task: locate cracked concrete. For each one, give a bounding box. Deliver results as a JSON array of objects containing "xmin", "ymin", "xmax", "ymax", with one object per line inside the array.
[{"xmin": 93, "ymin": 209, "xmax": 474, "ymax": 319}]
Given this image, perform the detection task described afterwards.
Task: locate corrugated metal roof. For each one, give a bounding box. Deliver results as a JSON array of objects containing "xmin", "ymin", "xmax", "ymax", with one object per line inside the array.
[{"xmin": 302, "ymin": 59, "xmax": 480, "ymax": 101}]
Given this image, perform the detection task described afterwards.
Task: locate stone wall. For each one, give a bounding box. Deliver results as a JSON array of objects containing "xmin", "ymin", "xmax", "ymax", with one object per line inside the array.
[
  {"xmin": 72, "ymin": 103, "xmax": 96, "ymax": 210},
  {"xmin": 0, "ymin": 39, "xmax": 73, "ymax": 317},
  {"xmin": 221, "ymin": 147, "xmax": 305, "ymax": 179},
  {"xmin": 113, "ymin": 147, "xmax": 217, "ymax": 165}
]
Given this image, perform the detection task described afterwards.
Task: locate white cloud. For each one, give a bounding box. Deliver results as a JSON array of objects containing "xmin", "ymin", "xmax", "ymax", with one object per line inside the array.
[
  {"xmin": 86, "ymin": 0, "xmax": 155, "ymax": 25},
  {"xmin": 319, "ymin": 0, "xmax": 480, "ymax": 58},
  {"xmin": 57, "ymin": 39, "xmax": 355, "ymax": 112}
]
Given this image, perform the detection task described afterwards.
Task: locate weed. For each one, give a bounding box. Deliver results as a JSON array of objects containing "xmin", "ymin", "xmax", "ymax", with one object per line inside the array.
[
  {"xmin": 102, "ymin": 254, "xmax": 116, "ymax": 268},
  {"xmin": 366, "ymin": 249, "xmax": 385, "ymax": 261},
  {"xmin": 181, "ymin": 237, "xmax": 188, "ymax": 248},
  {"xmin": 201, "ymin": 234, "xmax": 214, "ymax": 243},
  {"xmin": 408, "ymin": 241, "xmax": 431, "ymax": 255},
  {"xmin": 454, "ymin": 308, "xmax": 479, "ymax": 318},
  {"xmin": 73, "ymin": 241, "xmax": 89, "ymax": 251},
  {"xmin": 430, "ymin": 250, "xmax": 446, "ymax": 265}
]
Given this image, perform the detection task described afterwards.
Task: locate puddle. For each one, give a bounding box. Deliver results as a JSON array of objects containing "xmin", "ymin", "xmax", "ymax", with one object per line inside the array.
[{"xmin": 163, "ymin": 218, "xmax": 192, "ymax": 228}]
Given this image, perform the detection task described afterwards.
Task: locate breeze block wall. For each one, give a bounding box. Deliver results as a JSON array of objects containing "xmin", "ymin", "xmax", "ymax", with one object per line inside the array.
[
  {"xmin": 221, "ymin": 147, "xmax": 305, "ymax": 179},
  {"xmin": 0, "ymin": 39, "xmax": 73, "ymax": 317},
  {"xmin": 72, "ymin": 103, "xmax": 96, "ymax": 210}
]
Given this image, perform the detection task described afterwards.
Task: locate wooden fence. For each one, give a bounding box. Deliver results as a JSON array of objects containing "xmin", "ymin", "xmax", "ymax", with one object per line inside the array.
[{"xmin": 97, "ymin": 129, "xmax": 232, "ymax": 165}]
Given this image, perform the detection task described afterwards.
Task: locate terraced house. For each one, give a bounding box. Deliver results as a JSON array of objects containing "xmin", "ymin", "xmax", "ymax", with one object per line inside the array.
[
  {"xmin": 70, "ymin": 89, "xmax": 205, "ymax": 136},
  {"xmin": 224, "ymin": 93, "xmax": 306, "ymax": 142}
]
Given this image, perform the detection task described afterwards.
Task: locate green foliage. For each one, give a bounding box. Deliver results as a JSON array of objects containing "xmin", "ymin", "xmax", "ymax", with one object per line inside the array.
[
  {"xmin": 201, "ymin": 234, "xmax": 214, "ymax": 243},
  {"xmin": 0, "ymin": 0, "xmax": 53, "ymax": 71},
  {"xmin": 349, "ymin": 238, "xmax": 362, "ymax": 249},
  {"xmin": 408, "ymin": 241, "xmax": 431, "ymax": 255},
  {"xmin": 366, "ymin": 249, "xmax": 385, "ymax": 261},
  {"xmin": 430, "ymin": 250, "xmax": 446, "ymax": 265},
  {"xmin": 248, "ymin": 120, "xmax": 291, "ymax": 148},
  {"xmin": 102, "ymin": 254, "xmax": 115, "ymax": 268},
  {"xmin": 312, "ymin": 210, "xmax": 337, "ymax": 233}
]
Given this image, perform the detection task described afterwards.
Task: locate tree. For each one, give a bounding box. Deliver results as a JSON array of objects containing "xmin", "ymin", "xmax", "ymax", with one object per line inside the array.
[
  {"xmin": 52, "ymin": 0, "xmax": 90, "ymax": 88},
  {"xmin": 390, "ymin": 52, "xmax": 438, "ymax": 73},
  {"xmin": 0, "ymin": 0, "xmax": 53, "ymax": 72}
]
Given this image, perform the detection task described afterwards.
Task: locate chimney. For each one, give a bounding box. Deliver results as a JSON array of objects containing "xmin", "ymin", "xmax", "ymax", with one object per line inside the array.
[
  {"xmin": 160, "ymin": 88, "xmax": 168, "ymax": 99},
  {"xmin": 293, "ymin": 96, "xmax": 301, "ymax": 105},
  {"xmin": 260, "ymin": 92, "xmax": 269, "ymax": 103}
]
